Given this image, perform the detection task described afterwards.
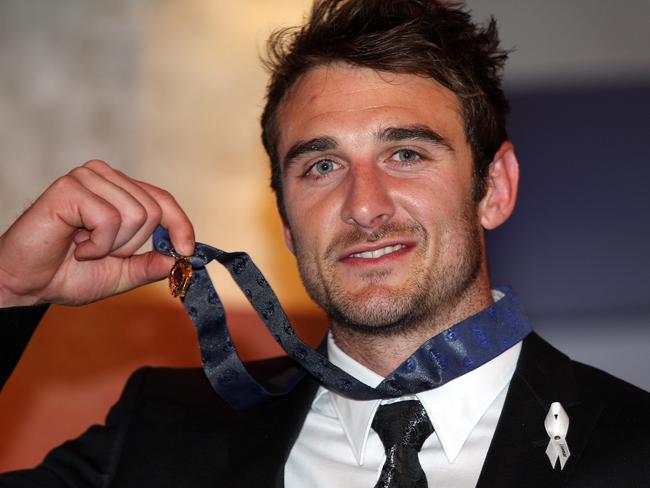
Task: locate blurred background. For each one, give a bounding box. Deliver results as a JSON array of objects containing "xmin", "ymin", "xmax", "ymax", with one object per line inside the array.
[{"xmin": 1, "ymin": 0, "xmax": 648, "ymax": 471}]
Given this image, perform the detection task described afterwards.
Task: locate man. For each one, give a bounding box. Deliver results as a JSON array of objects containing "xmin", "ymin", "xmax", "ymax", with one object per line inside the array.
[{"xmin": 1, "ymin": 0, "xmax": 648, "ymax": 487}]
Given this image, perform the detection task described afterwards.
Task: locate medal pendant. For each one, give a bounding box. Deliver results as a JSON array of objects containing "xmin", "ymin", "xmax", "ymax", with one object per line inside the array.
[{"xmin": 169, "ymin": 256, "xmax": 192, "ymax": 299}]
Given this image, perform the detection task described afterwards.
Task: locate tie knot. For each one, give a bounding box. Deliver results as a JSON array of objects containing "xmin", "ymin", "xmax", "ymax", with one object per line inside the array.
[{"xmin": 372, "ymin": 400, "xmax": 434, "ymax": 453}]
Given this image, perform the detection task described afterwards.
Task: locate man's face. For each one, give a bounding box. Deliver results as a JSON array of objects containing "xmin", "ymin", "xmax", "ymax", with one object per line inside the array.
[{"xmin": 276, "ymin": 64, "xmax": 485, "ymax": 335}]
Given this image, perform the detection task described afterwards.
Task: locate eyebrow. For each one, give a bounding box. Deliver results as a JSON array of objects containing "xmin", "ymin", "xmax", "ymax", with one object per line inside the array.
[
  {"xmin": 281, "ymin": 125, "xmax": 452, "ymax": 170},
  {"xmin": 378, "ymin": 125, "xmax": 452, "ymax": 151},
  {"xmin": 282, "ymin": 136, "xmax": 338, "ymax": 170}
]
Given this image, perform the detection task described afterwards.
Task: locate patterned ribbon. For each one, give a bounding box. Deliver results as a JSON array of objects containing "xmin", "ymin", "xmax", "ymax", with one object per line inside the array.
[{"xmin": 153, "ymin": 226, "xmax": 532, "ymax": 410}]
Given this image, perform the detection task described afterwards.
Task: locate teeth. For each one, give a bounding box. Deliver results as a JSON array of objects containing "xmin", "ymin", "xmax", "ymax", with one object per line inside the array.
[{"xmin": 351, "ymin": 244, "xmax": 406, "ymax": 259}]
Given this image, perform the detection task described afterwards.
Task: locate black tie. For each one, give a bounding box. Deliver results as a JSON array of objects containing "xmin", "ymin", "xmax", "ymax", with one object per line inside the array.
[{"xmin": 372, "ymin": 400, "xmax": 434, "ymax": 488}]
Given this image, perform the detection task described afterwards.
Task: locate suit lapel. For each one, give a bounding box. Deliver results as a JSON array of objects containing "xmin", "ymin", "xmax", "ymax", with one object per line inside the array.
[
  {"xmin": 223, "ymin": 364, "xmax": 319, "ymax": 488},
  {"xmin": 476, "ymin": 333, "xmax": 603, "ymax": 487}
]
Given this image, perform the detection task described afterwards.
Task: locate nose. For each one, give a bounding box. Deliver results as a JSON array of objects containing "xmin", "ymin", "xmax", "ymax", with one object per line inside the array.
[{"xmin": 340, "ymin": 164, "xmax": 395, "ymax": 229}]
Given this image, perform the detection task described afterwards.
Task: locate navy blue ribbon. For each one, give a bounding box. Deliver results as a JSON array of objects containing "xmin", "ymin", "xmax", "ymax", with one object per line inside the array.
[{"xmin": 153, "ymin": 226, "xmax": 532, "ymax": 410}]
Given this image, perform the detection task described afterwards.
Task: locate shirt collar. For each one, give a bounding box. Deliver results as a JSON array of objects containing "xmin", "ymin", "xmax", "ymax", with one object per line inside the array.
[{"xmin": 311, "ymin": 290, "xmax": 522, "ymax": 465}]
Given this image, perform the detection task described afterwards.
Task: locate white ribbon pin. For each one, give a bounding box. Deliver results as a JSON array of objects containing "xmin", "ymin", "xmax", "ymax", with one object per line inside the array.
[{"xmin": 544, "ymin": 402, "xmax": 571, "ymax": 469}]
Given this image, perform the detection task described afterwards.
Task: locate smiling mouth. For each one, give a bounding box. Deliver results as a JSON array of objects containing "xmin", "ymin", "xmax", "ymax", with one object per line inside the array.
[{"xmin": 349, "ymin": 244, "xmax": 407, "ymax": 259}]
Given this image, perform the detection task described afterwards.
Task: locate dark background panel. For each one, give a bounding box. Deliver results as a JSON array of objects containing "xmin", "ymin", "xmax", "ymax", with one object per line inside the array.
[
  {"xmin": 488, "ymin": 83, "xmax": 650, "ymax": 315},
  {"xmin": 486, "ymin": 83, "xmax": 650, "ymax": 390}
]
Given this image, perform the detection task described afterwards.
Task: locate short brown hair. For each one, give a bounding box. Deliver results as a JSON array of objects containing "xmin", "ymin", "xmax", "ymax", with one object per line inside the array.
[{"xmin": 261, "ymin": 0, "xmax": 510, "ymax": 222}]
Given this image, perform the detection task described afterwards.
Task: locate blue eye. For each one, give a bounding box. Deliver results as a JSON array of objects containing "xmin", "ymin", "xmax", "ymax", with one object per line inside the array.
[
  {"xmin": 309, "ymin": 159, "xmax": 339, "ymax": 175},
  {"xmin": 394, "ymin": 149, "xmax": 421, "ymax": 163}
]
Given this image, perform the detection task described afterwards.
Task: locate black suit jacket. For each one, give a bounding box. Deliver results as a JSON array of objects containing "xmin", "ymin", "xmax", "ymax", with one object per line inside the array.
[{"xmin": 1, "ymin": 305, "xmax": 648, "ymax": 487}]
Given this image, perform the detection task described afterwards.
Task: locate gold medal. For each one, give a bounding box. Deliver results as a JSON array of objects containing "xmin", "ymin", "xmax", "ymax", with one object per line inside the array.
[{"xmin": 168, "ymin": 249, "xmax": 192, "ymax": 299}]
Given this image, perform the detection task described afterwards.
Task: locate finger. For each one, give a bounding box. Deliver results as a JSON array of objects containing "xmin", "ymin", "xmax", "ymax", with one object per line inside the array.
[
  {"xmin": 133, "ymin": 180, "xmax": 195, "ymax": 256},
  {"xmin": 67, "ymin": 165, "xmax": 148, "ymax": 252},
  {"xmin": 82, "ymin": 160, "xmax": 164, "ymax": 257},
  {"xmin": 73, "ymin": 229, "xmax": 91, "ymax": 244},
  {"xmin": 117, "ymin": 251, "xmax": 175, "ymax": 293},
  {"xmin": 47, "ymin": 180, "xmax": 123, "ymax": 260},
  {"xmin": 84, "ymin": 160, "xmax": 195, "ymax": 257}
]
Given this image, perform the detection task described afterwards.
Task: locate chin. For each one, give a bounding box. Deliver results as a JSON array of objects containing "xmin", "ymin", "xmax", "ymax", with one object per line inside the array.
[{"xmin": 325, "ymin": 286, "xmax": 433, "ymax": 336}]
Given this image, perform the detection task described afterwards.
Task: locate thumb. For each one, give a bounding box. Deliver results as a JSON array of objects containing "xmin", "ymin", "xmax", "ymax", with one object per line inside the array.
[{"xmin": 118, "ymin": 251, "xmax": 175, "ymax": 293}]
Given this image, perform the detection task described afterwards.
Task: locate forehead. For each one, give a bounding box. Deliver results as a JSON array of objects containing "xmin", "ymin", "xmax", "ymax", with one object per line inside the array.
[{"xmin": 276, "ymin": 63, "xmax": 465, "ymax": 158}]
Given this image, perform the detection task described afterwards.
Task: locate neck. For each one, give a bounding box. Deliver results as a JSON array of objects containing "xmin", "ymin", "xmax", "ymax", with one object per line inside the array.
[{"xmin": 330, "ymin": 276, "xmax": 494, "ymax": 377}]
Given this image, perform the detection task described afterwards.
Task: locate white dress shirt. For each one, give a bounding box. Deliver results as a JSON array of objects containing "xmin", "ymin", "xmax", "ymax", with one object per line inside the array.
[{"xmin": 285, "ymin": 294, "xmax": 522, "ymax": 487}]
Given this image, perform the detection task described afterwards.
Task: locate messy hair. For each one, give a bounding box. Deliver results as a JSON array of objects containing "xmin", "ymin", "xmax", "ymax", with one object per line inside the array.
[{"xmin": 261, "ymin": 0, "xmax": 510, "ymax": 222}]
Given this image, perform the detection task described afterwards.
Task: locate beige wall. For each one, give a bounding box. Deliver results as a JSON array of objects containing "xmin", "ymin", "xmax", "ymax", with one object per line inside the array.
[
  {"xmin": 0, "ymin": 0, "xmax": 142, "ymax": 225},
  {"xmin": 134, "ymin": 0, "xmax": 316, "ymax": 310},
  {"xmin": 0, "ymin": 0, "xmax": 316, "ymax": 311}
]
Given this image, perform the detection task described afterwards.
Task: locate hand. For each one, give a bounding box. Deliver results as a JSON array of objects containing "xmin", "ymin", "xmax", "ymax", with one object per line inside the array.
[{"xmin": 0, "ymin": 160, "xmax": 195, "ymax": 307}]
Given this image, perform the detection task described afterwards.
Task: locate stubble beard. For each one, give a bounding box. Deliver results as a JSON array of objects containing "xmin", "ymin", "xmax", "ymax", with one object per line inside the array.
[{"xmin": 293, "ymin": 208, "xmax": 483, "ymax": 338}]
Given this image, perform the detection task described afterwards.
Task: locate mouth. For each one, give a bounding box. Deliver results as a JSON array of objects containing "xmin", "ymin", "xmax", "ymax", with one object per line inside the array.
[
  {"xmin": 349, "ymin": 243, "xmax": 407, "ymax": 259},
  {"xmin": 340, "ymin": 241, "xmax": 414, "ymax": 263}
]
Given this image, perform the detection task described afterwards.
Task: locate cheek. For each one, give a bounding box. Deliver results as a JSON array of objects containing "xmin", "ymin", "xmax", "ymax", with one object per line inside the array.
[
  {"xmin": 285, "ymin": 198, "xmax": 332, "ymax": 254},
  {"xmin": 285, "ymin": 182, "xmax": 341, "ymax": 230},
  {"xmin": 393, "ymin": 178, "xmax": 444, "ymax": 219},
  {"xmin": 396, "ymin": 174, "xmax": 473, "ymax": 227}
]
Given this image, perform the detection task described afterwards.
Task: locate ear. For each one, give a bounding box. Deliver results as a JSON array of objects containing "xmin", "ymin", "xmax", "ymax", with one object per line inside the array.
[
  {"xmin": 478, "ymin": 141, "xmax": 520, "ymax": 230},
  {"xmin": 282, "ymin": 223, "xmax": 295, "ymax": 255}
]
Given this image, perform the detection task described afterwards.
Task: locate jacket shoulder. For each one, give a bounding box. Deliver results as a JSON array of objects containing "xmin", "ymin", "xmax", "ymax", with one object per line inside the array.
[
  {"xmin": 571, "ymin": 357, "xmax": 649, "ymax": 442},
  {"xmin": 105, "ymin": 358, "xmax": 315, "ymax": 485},
  {"xmin": 128, "ymin": 355, "xmax": 300, "ymax": 410},
  {"xmin": 572, "ymin": 359, "xmax": 648, "ymax": 400}
]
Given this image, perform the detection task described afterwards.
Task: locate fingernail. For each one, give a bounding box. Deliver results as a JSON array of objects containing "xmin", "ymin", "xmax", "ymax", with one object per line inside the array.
[{"xmin": 180, "ymin": 241, "xmax": 195, "ymax": 256}]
